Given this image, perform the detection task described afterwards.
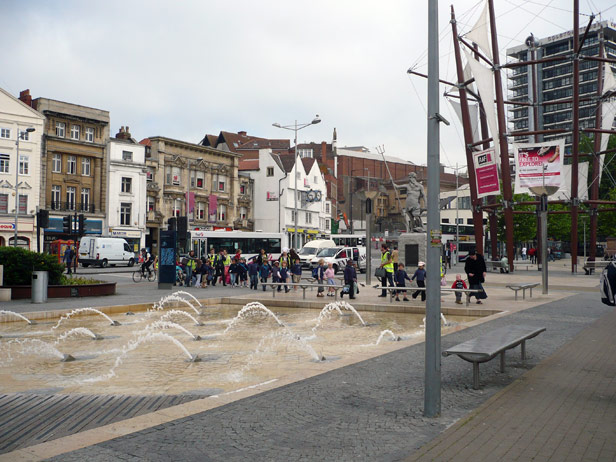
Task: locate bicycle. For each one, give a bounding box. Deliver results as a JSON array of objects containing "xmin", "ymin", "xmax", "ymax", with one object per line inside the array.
[{"xmin": 133, "ymin": 268, "xmax": 157, "ymax": 283}]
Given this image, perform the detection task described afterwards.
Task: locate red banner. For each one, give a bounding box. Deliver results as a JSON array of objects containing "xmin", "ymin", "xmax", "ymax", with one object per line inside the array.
[{"xmin": 473, "ymin": 148, "xmax": 500, "ymax": 198}]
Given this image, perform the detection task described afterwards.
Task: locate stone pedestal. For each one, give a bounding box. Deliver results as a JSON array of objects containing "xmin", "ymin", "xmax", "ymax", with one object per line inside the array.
[{"xmin": 398, "ymin": 233, "xmax": 427, "ymax": 269}]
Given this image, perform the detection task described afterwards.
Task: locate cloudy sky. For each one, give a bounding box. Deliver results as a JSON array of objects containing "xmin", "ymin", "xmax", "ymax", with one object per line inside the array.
[{"xmin": 2, "ymin": 0, "xmax": 613, "ymax": 169}]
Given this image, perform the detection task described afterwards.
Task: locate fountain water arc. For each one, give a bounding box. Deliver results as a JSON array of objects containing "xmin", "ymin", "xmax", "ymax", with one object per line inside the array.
[
  {"xmin": 0, "ymin": 310, "xmax": 34, "ymax": 325},
  {"xmin": 53, "ymin": 308, "xmax": 120, "ymax": 329}
]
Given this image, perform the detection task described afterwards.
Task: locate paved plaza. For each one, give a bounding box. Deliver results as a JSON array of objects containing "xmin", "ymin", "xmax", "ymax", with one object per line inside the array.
[{"xmin": 0, "ymin": 262, "xmax": 614, "ymax": 461}]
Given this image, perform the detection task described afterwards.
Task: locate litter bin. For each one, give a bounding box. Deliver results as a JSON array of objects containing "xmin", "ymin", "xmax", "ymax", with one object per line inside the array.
[{"xmin": 32, "ymin": 271, "xmax": 49, "ymax": 304}]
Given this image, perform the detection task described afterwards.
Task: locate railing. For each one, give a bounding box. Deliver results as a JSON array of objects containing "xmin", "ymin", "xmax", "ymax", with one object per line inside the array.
[{"xmin": 50, "ymin": 201, "xmax": 95, "ymax": 213}]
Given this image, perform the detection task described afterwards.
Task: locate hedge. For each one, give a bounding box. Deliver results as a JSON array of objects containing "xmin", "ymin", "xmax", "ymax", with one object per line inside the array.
[{"xmin": 0, "ymin": 247, "xmax": 65, "ymax": 286}]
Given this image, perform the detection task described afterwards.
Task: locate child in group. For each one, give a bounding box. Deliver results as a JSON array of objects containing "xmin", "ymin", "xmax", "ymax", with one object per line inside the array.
[
  {"xmin": 260, "ymin": 260, "xmax": 272, "ymax": 291},
  {"xmin": 279, "ymin": 261, "xmax": 290, "ymax": 293},
  {"xmin": 324, "ymin": 262, "xmax": 336, "ymax": 297},
  {"xmin": 229, "ymin": 258, "xmax": 239, "ymax": 287},
  {"xmin": 451, "ymin": 274, "xmax": 468, "ymax": 304},
  {"xmin": 175, "ymin": 262, "xmax": 186, "ymax": 287},
  {"xmin": 271, "ymin": 261, "xmax": 281, "ymax": 291},
  {"xmin": 201, "ymin": 260, "xmax": 214, "ymax": 287},
  {"xmin": 394, "ymin": 262, "xmax": 411, "ymax": 301},
  {"xmin": 238, "ymin": 258, "xmax": 248, "ymax": 287},
  {"xmin": 248, "ymin": 258, "xmax": 259, "ymax": 290},
  {"xmin": 291, "ymin": 258, "xmax": 302, "ymax": 291},
  {"xmin": 411, "ymin": 261, "xmax": 427, "ymax": 301}
]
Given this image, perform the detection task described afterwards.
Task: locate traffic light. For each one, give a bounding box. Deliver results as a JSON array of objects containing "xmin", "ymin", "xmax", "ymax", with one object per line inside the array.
[
  {"xmin": 177, "ymin": 216, "xmax": 188, "ymax": 235},
  {"xmin": 62, "ymin": 215, "xmax": 72, "ymax": 233},
  {"xmin": 78, "ymin": 214, "xmax": 86, "ymax": 235},
  {"xmin": 37, "ymin": 209, "xmax": 49, "ymax": 228},
  {"xmin": 167, "ymin": 217, "xmax": 177, "ymax": 231}
]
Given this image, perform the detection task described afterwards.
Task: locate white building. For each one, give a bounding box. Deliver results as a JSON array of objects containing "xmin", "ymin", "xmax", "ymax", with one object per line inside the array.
[
  {"xmin": 106, "ymin": 127, "xmax": 147, "ymax": 251},
  {"xmin": 248, "ymin": 149, "xmax": 331, "ymax": 248},
  {"xmin": 0, "ymin": 88, "xmax": 45, "ymax": 249}
]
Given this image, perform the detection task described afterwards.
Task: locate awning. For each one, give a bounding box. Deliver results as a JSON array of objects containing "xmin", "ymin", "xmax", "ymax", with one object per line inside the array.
[{"xmin": 307, "ymin": 229, "xmax": 319, "ymax": 234}]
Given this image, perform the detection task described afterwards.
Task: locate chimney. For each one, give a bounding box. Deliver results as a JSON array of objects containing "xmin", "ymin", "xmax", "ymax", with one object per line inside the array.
[
  {"xmin": 238, "ymin": 131, "xmax": 247, "ymax": 136},
  {"xmin": 321, "ymin": 141, "xmax": 327, "ymax": 166},
  {"xmin": 115, "ymin": 125, "xmax": 132, "ymax": 140},
  {"xmin": 19, "ymin": 89, "xmax": 33, "ymax": 107}
]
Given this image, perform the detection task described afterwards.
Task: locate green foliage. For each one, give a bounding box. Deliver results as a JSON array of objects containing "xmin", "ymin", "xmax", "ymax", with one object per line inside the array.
[
  {"xmin": 59, "ymin": 275, "xmax": 104, "ymax": 286},
  {"xmin": 497, "ymin": 193, "xmax": 537, "ymax": 242},
  {"xmin": 0, "ymin": 247, "xmax": 65, "ymax": 286}
]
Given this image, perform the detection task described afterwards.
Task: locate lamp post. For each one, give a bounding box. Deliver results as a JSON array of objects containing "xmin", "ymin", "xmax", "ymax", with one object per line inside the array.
[
  {"xmin": 272, "ymin": 115, "xmax": 321, "ymax": 249},
  {"xmin": 14, "ymin": 128, "xmax": 35, "ymax": 247}
]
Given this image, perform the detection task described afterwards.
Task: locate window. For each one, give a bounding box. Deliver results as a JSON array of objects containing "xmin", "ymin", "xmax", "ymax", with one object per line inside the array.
[
  {"xmin": 51, "ymin": 185, "xmax": 61, "ymax": 209},
  {"xmin": 442, "ymin": 218, "xmax": 450, "ymax": 223},
  {"xmin": 191, "ymin": 170, "xmax": 205, "ymax": 188},
  {"xmin": 85, "ymin": 127, "xmax": 94, "ymax": 142},
  {"xmin": 217, "ymin": 204, "xmax": 227, "ymax": 221},
  {"xmin": 297, "ymin": 148, "xmax": 313, "ymax": 158},
  {"xmin": 122, "ymin": 151, "xmax": 133, "ymax": 162},
  {"xmin": 66, "ymin": 186, "xmax": 76, "ymax": 210},
  {"xmin": 19, "ymin": 155, "xmax": 29, "ymax": 175},
  {"xmin": 266, "ymin": 167, "xmax": 274, "ymax": 177},
  {"xmin": 325, "ymin": 219, "xmax": 330, "ymax": 230},
  {"xmin": 147, "ymin": 196, "xmax": 156, "ymax": 212},
  {"xmin": 291, "ymin": 210, "xmax": 296, "ymax": 222},
  {"xmin": 18, "ymin": 195, "xmax": 27, "ymax": 214},
  {"xmin": 70, "ymin": 125, "xmax": 80, "ymax": 140},
  {"xmin": 121, "ymin": 177, "xmax": 132, "ymax": 194},
  {"xmin": 146, "ymin": 169, "xmax": 153, "ymax": 182},
  {"xmin": 325, "ymin": 202, "xmax": 330, "ymax": 214},
  {"xmin": 80, "ymin": 188, "xmax": 90, "ymax": 211},
  {"xmin": 81, "ymin": 157, "xmax": 91, "ymax": 176},
  {"xmin": 467, "ymin": 218, "xmax": 474, "ymax": 225},
  {"xmin": 240, "ymin": 184, "xmax": 246, "ymax": 195},
  {"xmin": 52, "ymin": 154, "xmax": 61, "ymax": 172},
  {"xmin": 0, "ymin": 193, "xmax": 8, "ymax": 213},
  {"xmin": 0, "ymin": 154, "xmax": 9, "ymax": 173},
  {"xmin": 165, "ymin": 166, "xmax": 181, "ymax": 185},
  {"xmin": 67, "ymin": 156, "xmax": 76, "ymax": 174},
  {"xmin": 306, "ymin": 212, "xmax": 312, "ymax": 224},
  {"xmin": 217, "ymin": 175, "xmax": 226, "ymax": 192},
  {"xmin": 197, "ymin": 201, "xmax": 205, "ymax": 219},
  {"xmin": 120, "ymin": 203, "xmax": 131, "ymax": 225},
  {"xmin": 240, "ymin": 207, "xmax": 247, "ymax": 220},
  {"xmin": 56, "ymin": 122, "xmax": 65, "ymax": 138},
  {"xmin": 0, "ymin": 128, "xmax": 11, "ymax": 139}
]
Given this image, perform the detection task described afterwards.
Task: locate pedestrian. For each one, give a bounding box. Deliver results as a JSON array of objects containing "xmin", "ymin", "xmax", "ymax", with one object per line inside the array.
[
  {"xmin": 260, "ymin": 260, "xmax": 272, "ymax": 291},
  {"xmin": 548, "ymin": 247, "xmax": 555, "ymax": 262},
  {"xmin": 215, "ymin": 250, "xmax": 226, "ymax": 286},
  {"xmin": 411, "ymin": 261, "xmax": 427, "ymax": 301},
  {"xmin": 378, "ymin": 244, "xmax": 395, "ymax": 297},
  {"xmin": 279, "ymin": 249, "xmax": 291, "ymax": 268},
  {"xmin": 194, "ymin": 259, "xmax": 202, "ymax": 287},
  {"xmin": 248, "ymin": 259, "xmax": 259, "ymax": 290},
  {"xmin": 521, "ymin": 246, "xmax": 527, "ymax": 260},
  {"xmin": 528, "ymin": 247, "xmax": 536, "ymax": 264},
  {"xmin": 185, "ymin": 250, "xmax": 197, "ymax": 287},
  {"xmin": 63, "ymin": 245, "xmax": 75, "ymax": 275},
  {"xmin": 238, "ymin": 258, "xmax": 248, "ymax": 287},
  {"xmin": 451, "ymin": 274, "xmax": 467, "ymax": 304},
  {"xmin": 256, "ymin": 248, "xmax": 269, "ymax": 268},
  {"xmin": 325, "ymin": 262, "xmax": 336, "ymax": 297},
  {"xmin": 279, "ymin": 261, "xmax": 290, "ymax": 293},
  {"xmin": 464, "ymin": 251, "xmax": 488, "ymax": 304},
  {"xmin": 316, "ymin": 258, "xmax": 326, "ymax": 297},
  {"xmin": 222, "ymin": 250, "xmax": 231, "ymax": 285},
  {"xmin": 291, "ymin": 258, "xmax": 302, "ymax": 291},
  {"xmin": 394, "ymin": 262, "xmax": 411, "ymax": 301},
  {"xmin": 271, "ymin": 261, "xmax": 281, "ymax": 290},
  {"xmin": 229, "ymin": 258, "xmax": 239, "ymax": 287},
  {"xmin": 341, "ymin": 259, "xmax": 357, "ymax": 300},
  {"xmin": 235, "ymin": 248, "xmax": 242, "ymax": 262},
  {"xmin": 392, "ymin": 246, "xmax": 399, "ymax": 273}
]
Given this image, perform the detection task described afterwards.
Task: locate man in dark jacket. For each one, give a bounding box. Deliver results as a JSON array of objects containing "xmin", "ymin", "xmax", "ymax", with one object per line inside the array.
[
  {"xmin": 464, "ymin": 251, "xmax": 487, "ymax": 304},
  {"xmin": 341, "ymin": 259, "xmax": 358, "ymax": 299}
]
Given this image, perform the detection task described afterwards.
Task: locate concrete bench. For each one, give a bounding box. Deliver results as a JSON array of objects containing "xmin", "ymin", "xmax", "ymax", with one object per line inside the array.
[
  {"xmin": 443, "ymin": 325, "xmax": 546, "ymax": 389},
  {"xmin": 268, "ymin": 282, "xmax": 345, "ymax": 300},
  {"xmin": 379, "ymin": 286, "xmax": 480, "ymax": 306},
  {"xmin": 582, "ymin": 260, "xmax": 610, "ymax": 275},
  {"xmin": 506, "ymin": 283, "xmax": 539, "ymax": 300},
  {"xmin": 486, "ymin": 261, "xmax": 509, "ymax": 273}
]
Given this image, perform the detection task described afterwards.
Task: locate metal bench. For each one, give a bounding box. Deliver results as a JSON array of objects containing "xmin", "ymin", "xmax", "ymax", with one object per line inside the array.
[
  {"xmin": 486, "ymin": 261, "xmax": 509, "ymax": 273},
  {"xmin": 268, "ymin": 282, "xmax": 345, "ymax": 300},
  {"xmin": 380, "ymin": 286, "xmax": 480, "ymax": 306},
  {"xmin": 582, "ymin": 260, "xmax": 610, "ymax": 275},
  {"xmin": 505, "ymin": 282, "xmax": 540, "ymax": 300},
  {"xmin": 443, "ymin": 325, "xmax": 546, "ymax": 389}
]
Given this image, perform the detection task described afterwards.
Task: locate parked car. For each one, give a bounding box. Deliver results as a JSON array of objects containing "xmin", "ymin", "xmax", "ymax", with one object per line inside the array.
[
  {"xmin": 297, "ymin": 239, "xmax": 336, "ymax": 269},
  {"xmin": 309, "ymin": 246, "xmax": 366, "ymax": 274},
  {"xmin": 78, "ymin": 237, "xmax": 136, "ymax": 268}
]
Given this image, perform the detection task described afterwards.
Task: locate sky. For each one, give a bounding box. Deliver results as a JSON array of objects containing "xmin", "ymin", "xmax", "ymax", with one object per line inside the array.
[{"xmin": 1, "ymin": 0, "xmax": 614, "ymax": 170}]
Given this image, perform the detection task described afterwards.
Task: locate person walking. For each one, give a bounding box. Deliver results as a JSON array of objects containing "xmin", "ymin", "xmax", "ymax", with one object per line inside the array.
[
  {"xmin": 394, "ymin": 262, "xmax": 411, "ymax": 301},
  {"xmin": 521, "ymin": 246, "xmax": 527, "ymax": 261},
  {"xmin": 185, "ymin": 250, "xmax": 197, "ymax": 287},
  {"xmin": 248, "ymin": 259, "xmax": 259, "ymax": 290},
  {"xmin": 464, "ymin": 251, "xmax": 488, "ymax": 304},
  {"xmin": 411, "ymin": 261, "xmax": 427, "ymax": 301},
  {"xmin": 229, "ymin": 258, "xmax": 239, "ymax": 287},
  {"xmin": 325, "ymin": 263, "xmax": 336, "ymax": 297},
  {"xmin": 316, "ymin": 258, "xmax": 326, "ymax": 297},
  {"xmin": 259, "ymin": 261, "xmax": 271, "ymax": 291},
  {"xmin": 392, "ymin": 247, "xmax": 399, "ymax": 273},
  {"xmin": 214, "ymin": 250, "xmax": 226, "ymax": 286},
  {"xmin": 341, "ymin": 259, "xmax": 357, "ymax": 300},
  {"xmin": 451, "ymin": 274, "xmax": 467, "ymax": 304},
  {"xmin": 291, "ymin": 258, "xmax": 302, "ymax": 291},
  {"xmin": 63, "ymin": 245, "xmax": 75, "ymax": 275},
  {"xmin": 379, "ymin": 244, "xmax": 394, "ymax": 297},
  {"xmin": 238, "ymin": 258, "xmax": 248, "ymax": 287},
  {"xmin": 279, "ymin": 261, "xmax": 290, "ymax": 293}
]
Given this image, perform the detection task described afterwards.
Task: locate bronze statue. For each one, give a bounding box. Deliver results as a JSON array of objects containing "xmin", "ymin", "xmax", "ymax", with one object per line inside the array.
[{"xmin": 394, "ymin": 172, "xmax": 426, "ymax": 232}]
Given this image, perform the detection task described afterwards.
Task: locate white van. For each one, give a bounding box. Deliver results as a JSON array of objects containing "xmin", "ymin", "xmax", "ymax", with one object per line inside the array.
[
  {"xmin": 309, "ymin": 246, "xmax": 366, "ymax": 274},
  {"xmin": 298, "ymin": 239, "xmax": 336, "ymax": 269},
  {"xmin": 78, "ymin": 237, "xmax": 136, "ymax": 268}
]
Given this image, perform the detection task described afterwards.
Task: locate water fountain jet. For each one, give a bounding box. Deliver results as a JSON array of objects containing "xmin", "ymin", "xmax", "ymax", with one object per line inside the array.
[
  {"xmin": 53, "ymin": 308, "xmax": 120, "ymax": 329},
  {"xmin": 0, "ymin": 310, "xmax": 34, "ymax": 325}
]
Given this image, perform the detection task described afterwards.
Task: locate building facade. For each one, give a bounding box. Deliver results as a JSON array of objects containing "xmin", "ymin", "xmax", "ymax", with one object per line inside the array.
[
  {"xmin": 19, "ymin": 90, "xmax": 110, "ymax": 250},
  {"xmin": 107, "ymin": 127, "xmax": 147, "ymax": 252},
  {"xmin": 507, "ymin": 21, "xmax": 616, "ymax": 150},
  {"xmin": 142, "ymin": 136, "xmax": 252, "ymax": 255},
  {"xmin": 247, "ymin": 149, "xmax": 331, "ymax": 248},
  {"xmin": 0, "ymin": 88, "xmax": 45, "ymax": 249}
]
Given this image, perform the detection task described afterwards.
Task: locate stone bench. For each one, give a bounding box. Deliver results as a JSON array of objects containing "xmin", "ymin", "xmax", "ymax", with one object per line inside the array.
[
  {"xmin": 506, "ymin": 283, "xmax": 540, "ymax": 300},
  {"xmin": 582, "ymin": 260, "xmax": 611, "ymax": 275},
  {"xmin": 486, "ymin": 261, "xmax": 509, "ymax": 273}
]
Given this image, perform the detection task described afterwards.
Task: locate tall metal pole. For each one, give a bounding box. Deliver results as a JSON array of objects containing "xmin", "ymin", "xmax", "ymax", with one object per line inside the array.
[
  {"xmin": 589, "ymin": 29, "xmax": 604, "ymax": 262},
  {"xmin": 541, "ymin": 194, "xmax": 548, "ymax": 294},
  {"xmin": 425, "ymin": 0, "xmax": 441, "ymax": 418},
  {"xmin": 571, "ymin": 0, "xmax": 580, "ymax": 273},
  {"xmin": 14, "ymin": 131, "xmax": 20, "ymax": 247},
  {"xmin": 366, "ymin": 198, "xmax": 372, "ymax": 286},
  {"xmin": 455, "ymin": 163, "xmax": 459, "ymax": 264},
  {"xmin": 487, "ymin": 0, "xmax": 515, "ymax": 273},
  {"xmin": 294, "ymin": 121, "xmax": 298, "ymax": 250}
]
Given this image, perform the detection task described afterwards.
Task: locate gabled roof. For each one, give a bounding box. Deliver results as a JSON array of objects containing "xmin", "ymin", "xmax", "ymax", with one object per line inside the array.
[
  {"xmin": 200, "ymin": 131, "xmax": 290, "ymax": 153},
  {"xmin": 301, "ymin": 157, "xmax": 316, "ymax": 172}
]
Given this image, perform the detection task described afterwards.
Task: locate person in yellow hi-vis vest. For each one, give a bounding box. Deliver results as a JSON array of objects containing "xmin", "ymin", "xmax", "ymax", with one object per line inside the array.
[{"xmin": 378, "ymin": 243, "xmax": 394, "ymax": 297}]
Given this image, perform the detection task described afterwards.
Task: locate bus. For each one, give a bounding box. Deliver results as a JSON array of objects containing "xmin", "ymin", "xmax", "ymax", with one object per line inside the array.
[
  {"xmin": 331, "ymin": 233, "xmax": 366, "ymax": 247},
  {"xmin": 441, "ymin": 223, "xmax": 477, "ymax": 262},
  {"xmin": 189, "ymin": 231, "xmax": 283, "ymax": 261}
]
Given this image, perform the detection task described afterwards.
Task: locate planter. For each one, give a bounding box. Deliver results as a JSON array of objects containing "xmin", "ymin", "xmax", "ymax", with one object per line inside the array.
[{"xmin": 1, "ymin": 283, "xmax": 116, "ymax": 300}]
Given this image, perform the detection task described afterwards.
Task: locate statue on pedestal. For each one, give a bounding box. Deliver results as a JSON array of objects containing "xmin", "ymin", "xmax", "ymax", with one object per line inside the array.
[{"xmin": 394, "ymin": 172, "xmax": 426, "ymax": 233}]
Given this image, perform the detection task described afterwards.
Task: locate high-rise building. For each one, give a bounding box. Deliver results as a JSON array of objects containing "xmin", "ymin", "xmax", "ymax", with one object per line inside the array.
[{"xmin": 506, "ymin": 20, "xmax": 616, "ymax": 151}]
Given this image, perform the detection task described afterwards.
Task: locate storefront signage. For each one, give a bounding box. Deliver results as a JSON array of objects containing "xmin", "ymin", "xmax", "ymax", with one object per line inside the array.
[
  {"xmin": 109, "ymin": 229, "xmax": 142, "ymax": 238},
  {"xmin": 0, "ymin": 223, "xmax": 16, "ymax": 230}
]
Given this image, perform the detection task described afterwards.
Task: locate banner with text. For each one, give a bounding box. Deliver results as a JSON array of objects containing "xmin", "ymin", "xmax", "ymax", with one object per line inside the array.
[
  {"xmin": 514, "ymin": 139, "xmax": 564, "ymax": 189},
  {"xmin": 473, "ymin": 148, "xmax": 500, "ymax": 198}
]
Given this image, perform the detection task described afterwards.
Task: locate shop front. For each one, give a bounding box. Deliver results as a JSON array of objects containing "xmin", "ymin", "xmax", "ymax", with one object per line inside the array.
[
  {"xmin": 0, "ymin": 218, "xmax": 35, "ymax": 250},
  {"xmin": 43, "ymin": 216, "xmax": 103, "ymax": 253},
  {"xmin": 109, "ymin": 228, "xmax": 143, "ymax": 253}
]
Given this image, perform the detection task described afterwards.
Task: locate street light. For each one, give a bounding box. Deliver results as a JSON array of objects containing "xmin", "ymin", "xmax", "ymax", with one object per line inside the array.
[
  {"xmin": 14, "ymin": 127, "xmax": 35, "ymax": 247},
  {"xmin": 272, "ymin": 115, "xmax": 321, "ymax": 249}
]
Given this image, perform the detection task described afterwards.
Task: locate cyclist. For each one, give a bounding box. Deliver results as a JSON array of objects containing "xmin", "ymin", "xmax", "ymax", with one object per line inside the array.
[{"xmin": 140, "ymin": 248, "xmax": 154, "ymax": 277}]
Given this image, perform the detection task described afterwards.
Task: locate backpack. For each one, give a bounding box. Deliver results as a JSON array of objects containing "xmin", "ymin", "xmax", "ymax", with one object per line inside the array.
[
  {"xmin": 600, "ymin": 261, "xmax": 616, "ymax": 306},
  {"xmin": 312, "ymin": 267, "xmax": 319, "ymax": 278}
]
